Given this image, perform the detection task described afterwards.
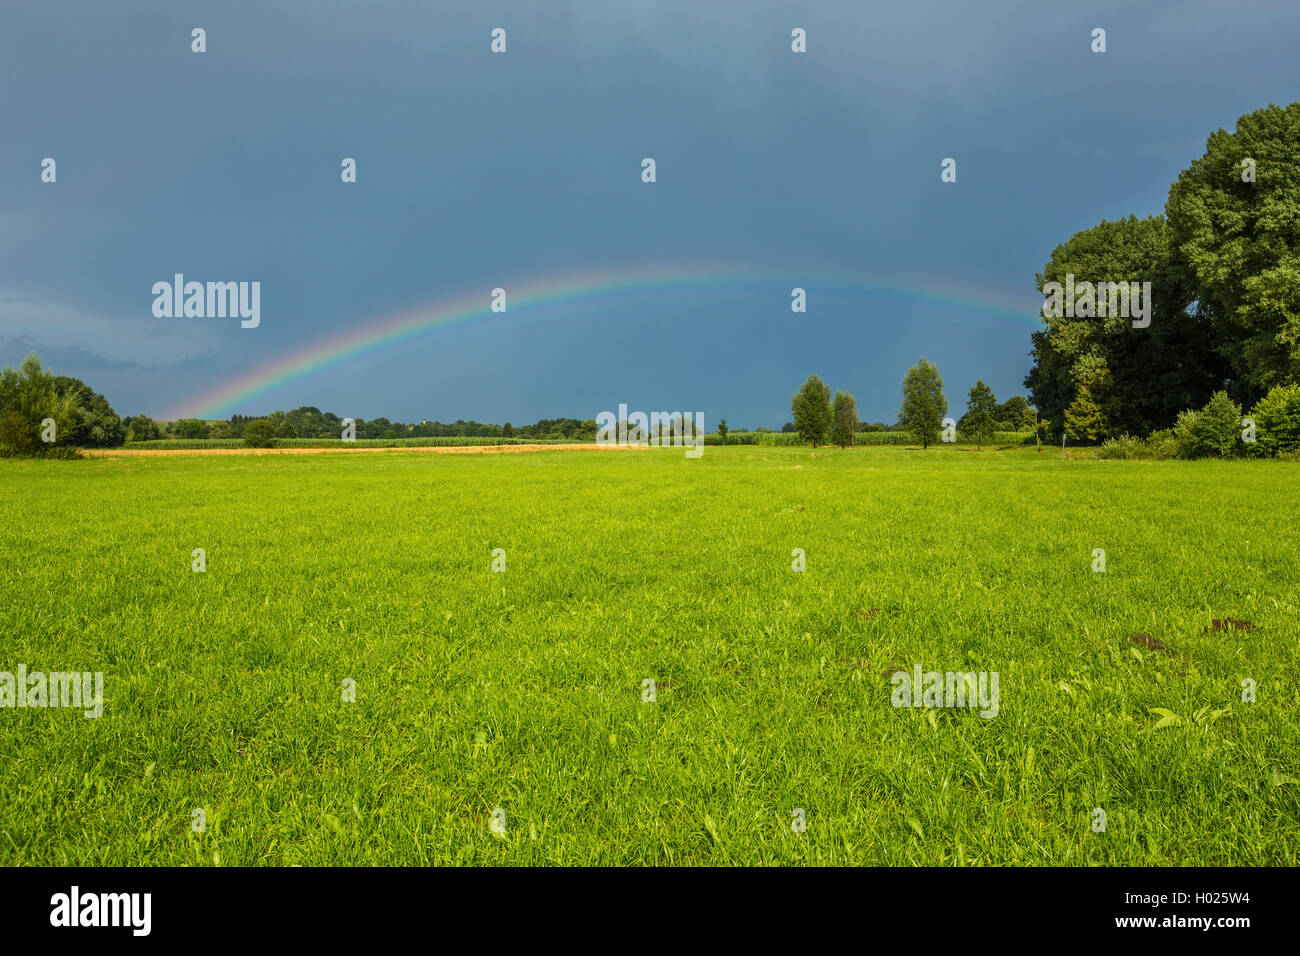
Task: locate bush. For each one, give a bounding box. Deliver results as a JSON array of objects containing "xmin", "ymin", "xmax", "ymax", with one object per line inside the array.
[
  {"xmin": 1192, "ymin": 391, "xmax": 1243, "ymax": 457},
  {"xmin": 1146, "ymin": 428, "xmax": 1179, "ymax": 460},
  {"xmin": 1251, "ymin": 383, "xmax": 1300, "ymax": 457},
  {"xmin": 1094, "ymin": 434, "xmax": 1154, "ymax": 459},
  {"xmin": 1170, "ymin": 410, "xmax": 1200, "ymax": 459},
  {"xmin": 243, "ymin": 419, "xmax": 277, "ymax": 448}
]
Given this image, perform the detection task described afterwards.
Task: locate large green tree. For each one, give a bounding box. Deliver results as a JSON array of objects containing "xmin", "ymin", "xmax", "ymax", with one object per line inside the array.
[
  {"xmin": 899, "ymin": 358, "xmax": 947, "ymax": 449},
  {"xmin": 53, "ymin": 375, "xmax": 124, "ymax": 447},
  {"xmin": 243, "ymin": 418, "xmax": 277, "ymax": 448},
  {"xmin": 1025, "ymin": 215, "xmax": 1223, "ymax": 440},
  {"xmin": 123, "ymin": 414, "xmax": 161, "ymax": 442},
  {"xmin": 1166, "ymin": 101, "xmax": 1300, "ymax": 405},
  {"xmin": 994, "ymin": 395, "xmax": 1034, "ymax": 429},
  {"xmin": 0, "ymin": 354, "xmax": 80, "ymax": 455},
  {"xmin": 963, "ymin": 380, "xmax": 998, "ymax": 449},
  {"xmin": 791, "ymin": 374, "xmax": 832, "ymax": 447},
  {"xmin": 829, "ymin": 390, "xmax": 858, "ymax": 448}
]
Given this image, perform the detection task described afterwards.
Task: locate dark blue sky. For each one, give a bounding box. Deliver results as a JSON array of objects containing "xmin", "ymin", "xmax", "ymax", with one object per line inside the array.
[{"xmin": 3, "ymin": 1, "xmax": 1298, "ymax": 427}]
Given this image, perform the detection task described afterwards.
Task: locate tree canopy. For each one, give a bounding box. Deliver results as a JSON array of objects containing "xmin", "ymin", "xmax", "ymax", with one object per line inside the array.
[
  {"xmin": 899, "ymin": 358, "xmax": 947, "ymax": 448},
  {"xmin": 791, "ymin": 374, "xmax": 832, "ymax": 447}
]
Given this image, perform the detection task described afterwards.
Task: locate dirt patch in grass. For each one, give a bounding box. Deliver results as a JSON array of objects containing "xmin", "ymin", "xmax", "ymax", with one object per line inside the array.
[
  {"xmin": 1208, "ymin": 618, "xmax": 1256, "ymax": 633},
  {"xmin": 1129, "ymin": 633, "xmax": 1165, "ymax": 651}
]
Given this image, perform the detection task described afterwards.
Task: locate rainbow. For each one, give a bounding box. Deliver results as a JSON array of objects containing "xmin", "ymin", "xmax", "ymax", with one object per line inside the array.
[{"xmin": 167, "ymin": 263, "xmax": 1039, "ymax": 420}]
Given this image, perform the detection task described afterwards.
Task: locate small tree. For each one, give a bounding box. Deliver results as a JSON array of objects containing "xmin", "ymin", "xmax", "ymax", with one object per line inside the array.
[
  {"xmin": 899, "ymin": 357, "xmax": 947, "ymax": 449},
  {"xmin": 717, "ymin": 418, "xmax": 728, "ymax": 445},
  {"xmin": 123, "ymin": 414, "xmax": 161, "ymax": 442},
  {"xmin": 964, "ymin": 380, "xmax": 998, "ymax": 449},
  {"xmin": 243, "ymin": 418, "xmax": 277, "ymax": 448},
  {"xmin": 1064, "ymin": 385, "xmax": 1105, "ymax": 442},
  {"xmin": 502, "ymin": 422, "xmax": 515, "ymax": 438},
  {"xmin": 1190, "ymin": 391, "xmax": 1242, "ymax": 458},
  {"xmin": 829, "ymin": 391, "xmax": 858, "ymax": 448},
  {"xmin": 791, "ymin": 374, "xmax": 832, "ymax": 447},
  {"xmin": 1251, "ymin": 383, "xmax": 1300, "ymax": 456}
]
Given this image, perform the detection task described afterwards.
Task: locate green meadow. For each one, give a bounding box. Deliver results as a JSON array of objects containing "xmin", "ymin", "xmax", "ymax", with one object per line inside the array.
[{"xmin": 1, "ymin": 446, "xmax": 1297, "ymax": 865}]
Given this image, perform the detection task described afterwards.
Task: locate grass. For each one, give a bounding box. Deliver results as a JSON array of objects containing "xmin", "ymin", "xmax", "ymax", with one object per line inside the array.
[{"xmin": 1, "ymin": 445, "xmax": 1297, "ymax": 865}]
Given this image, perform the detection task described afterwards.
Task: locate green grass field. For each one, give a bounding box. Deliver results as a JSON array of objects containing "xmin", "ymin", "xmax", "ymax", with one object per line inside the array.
[{"xmin": 2, "ymin": 446, "xmax": 1297, "ymax": 865}]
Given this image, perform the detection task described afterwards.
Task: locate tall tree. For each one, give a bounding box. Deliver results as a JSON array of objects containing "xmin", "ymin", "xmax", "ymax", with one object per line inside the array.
[
  {"xmin": 829, "ymin": 391, "xmax": 858, "ymax": 448},
  {"xmin": 899, "ymin": 358, "xmax": 947, "ymax": 449},
  {"xmin": 1166, "ymin": 102, "xmax": 1300, "ymax": 405},
  {"xmin": 791, "ymin": 374, "xmax": 832, "ymax": 447},
  {"xmin": 1025, "ymin": 215, "xmax": 1223, "ymax": 438},
  {"xmin": 964, "ymin": 380, "xmax": 998, "ymax": 449}
]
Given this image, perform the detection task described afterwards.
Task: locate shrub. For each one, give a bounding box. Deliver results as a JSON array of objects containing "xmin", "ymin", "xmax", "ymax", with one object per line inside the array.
[
  {"xmin": 1171, "ymin": 410, "xmax": 1200, "ymax": 459},
  {"xmin": 1189, "ymin": 391, "xmax": 1242, "ymax": 458},
  {"xmin": 1251, "ymin": 383, "xmax": 1300, "ymax": 457},
  {"xmin": 1094, "ymin": 434, "xmax": 1153, "ymax": 459},
  {"xmin": 1146, "ymin": 428, "xmax": 1179, "ymax": 460},
  {"xmin": 243, "ymin": 419, "xmax": 277, "ymax": 448},
  {"xmin": 1064, "ymin": 385, "xmax": 1105, "ymax": 442}
]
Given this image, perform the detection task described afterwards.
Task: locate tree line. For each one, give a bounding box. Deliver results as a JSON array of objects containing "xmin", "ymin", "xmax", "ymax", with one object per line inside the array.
[
  {"xmin": 786, "ymin": 361, "xmax": 1036, "ymax": 450},
  {"xmin": 172, "ymin": 410, "xmax": 599, "ymax": 443},
  {"xmin": 0, "ymin": 354, "xmax": 602, "ymax": 456},
  {"xmin": 1025, "ymin": 100, "xmax": 1300, "ymax": 452}
]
